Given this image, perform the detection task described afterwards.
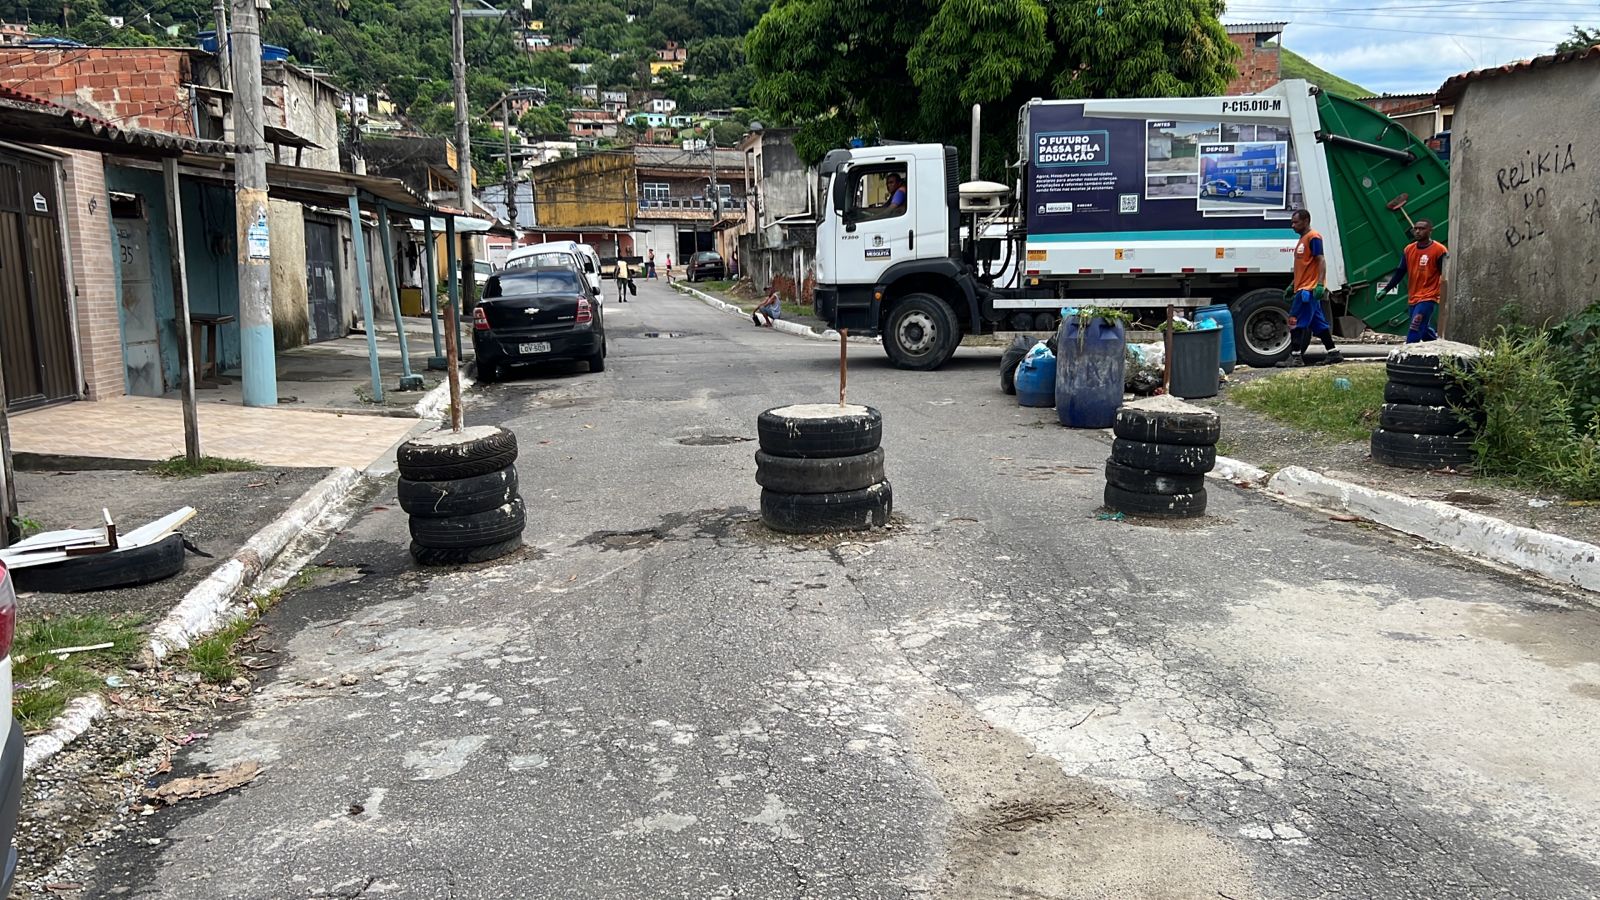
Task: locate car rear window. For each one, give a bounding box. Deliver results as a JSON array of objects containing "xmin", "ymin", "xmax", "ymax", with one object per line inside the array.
[
  {"xmin": 505, "ymin": 252, "xmax": 576, "ymax": 271},
  {"xmin": 695, "ymin": 252, "xmax": 721, "ymax": 262},
  {"xmin": 485, "ymin": 269, "xmax": 582, "ymax": 298}
]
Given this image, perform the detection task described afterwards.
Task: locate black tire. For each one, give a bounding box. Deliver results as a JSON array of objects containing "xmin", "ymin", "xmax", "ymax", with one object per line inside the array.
[
  {"xmin": 1384, "ymin": 380, "xmax": 1467, "ymax": 407},
  {"xmin": 1233, "ymin": 288, "xmax": 1292, "ymax": 368},
  {"xmin": 1387, "ymin": 347, "xmax": 1477, "ymax": 372},
  {"xmin": 1110, "ymin": 438, "xmax": 1217, "ymax": 475},
  {"xmin": 589, "ymin": 341, "xmax": 607, "ymax": 373},
  {"xmin": 755, "ymin": 448, "xmax": 885, "ymax": 494},
  {"xmin": 1378, "ymin": 403, "xmax": 1475, "ymax": 437},
  {"xmin": 757, "ymin": 405, "xmax": 882, "ymax": 459},
  {"xmin": 398, "ymin": 467, "xmax": 520, "ymax": 518},
  {"xmin": 408, "ymin": 498, "xmax": 527, "ymax": 549},
  {"xmin": 397, "ymin": 426, "xmax": 518, "ymax": 482},
  {"xmin": 1104, "ymin": 458, "xmax": 1206, "ymax": 495},
  {"xmin": 410, "ymin": 536, "xmax": 523, "ymax": 567},
  {"xmin": 1370, "ymin": 429, "xmax": 1475, "ymax": 470},
  {"xmin": 1112, "ymin": 406, "xmax": 1221, "ymax": 446},
  {"xmin": 474, "ymin": 362, "xmax": 499, "ymax": 384},
  {"xmin": 760, "ymin": 482, "xmax": 893, "ymax": 534},
  {"xmin": 1385, "ymin": 364, "xmax": 1449, "ymax": 388},
  {"xmin": 883, "ymin": 293, "xmax": 960, "ymax": 371},
  {"xmin": 1033, "ymin": 313, "xmax": 1057, "ymax": 334},
  {"xmin": 1000, "ymin": 335, "xmax": 1034, "ymax": 396},
  {"xmin": 13, "ymin": 532, "xmax": 185, "ymax": 594},
  {"xmin": 1104, "ymin": 483, "xmax": 1208, "ymax": 519}
]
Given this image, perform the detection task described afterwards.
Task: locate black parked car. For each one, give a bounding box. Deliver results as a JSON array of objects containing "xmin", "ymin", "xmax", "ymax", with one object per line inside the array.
[
  {"xmin": 472, "ymin": 266, "xmax": 607, "ymax": 380},
  {"xmin": 687, "ymin": 251, "xmax": 726, "ymax": 282}
]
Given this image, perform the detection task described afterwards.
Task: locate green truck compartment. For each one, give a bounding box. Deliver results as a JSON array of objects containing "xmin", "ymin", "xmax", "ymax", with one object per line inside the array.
[{"xmin": 1315, "ymin": 90, "xmax": 1451, "ymax": 335}]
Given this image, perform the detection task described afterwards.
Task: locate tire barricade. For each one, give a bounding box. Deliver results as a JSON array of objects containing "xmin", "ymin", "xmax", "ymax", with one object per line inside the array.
[
  {"xmin": 756, "ymin": 405, "xmax": 891, "ymax": 534},
  {"xmin": 397, "ymin": 425, "xmax": 526, "ymax": 566},
  {"xmin": 1103, "ymin": 400, "xmax": 1220, "ymax": 519}
]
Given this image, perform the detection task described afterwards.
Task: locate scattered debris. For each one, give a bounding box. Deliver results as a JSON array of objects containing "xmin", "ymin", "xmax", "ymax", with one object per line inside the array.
[
  {"xmin": 1096, "ymin": 512, "xmax": 1126, "ymax": 522},
  {"xmin": 47, "ymin": 642, "xmax": 114, "ymax": 659},
  {"xmin": 143, "ymin": 760, "xmax": 262, "ymax": 807},
  {"xmin": 1329, "ymin": 514, "xmax": 1362, "ymax": 523}
]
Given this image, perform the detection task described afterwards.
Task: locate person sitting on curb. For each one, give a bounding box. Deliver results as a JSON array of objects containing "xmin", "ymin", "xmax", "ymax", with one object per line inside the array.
[{"xmin": 752, "ymin": 289, "xmax": 782, "ymax": 327}]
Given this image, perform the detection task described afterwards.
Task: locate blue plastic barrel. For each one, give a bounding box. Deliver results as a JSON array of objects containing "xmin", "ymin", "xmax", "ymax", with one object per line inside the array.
[
  {"xmin": 1196, "ymin": 304, "xmax": 1236, "ymax": 373},
  {"xmin": 1056, "ymin": 316, "xmax": 1126, "ymax": 427},
  {"xmin": 1016, "ymin": 350, "xmax": 1057, "ymax": 408}
]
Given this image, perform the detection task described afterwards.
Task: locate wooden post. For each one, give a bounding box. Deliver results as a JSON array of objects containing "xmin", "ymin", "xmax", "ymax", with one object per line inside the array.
[
  {"xmin": 839, "ymin": 327, "xmax": 848, "ymax": 407},
  {"xmin": 0, "ymin": 347, "xmax": 16, "ymax": 547},
  {"xmin": 348, "ymin": 196, "xmax": 383, "ymax": 402},
  {"xmin": 444, "ymin": 215, "xmax": 464, "ymax": 433},
  {"xmin": 1163, "ymin": 304, "xmax": 1174, "ymax": 395},
  {"xmin": 164, "ymin": 158, "xmax": 202, "ymax": 463}
]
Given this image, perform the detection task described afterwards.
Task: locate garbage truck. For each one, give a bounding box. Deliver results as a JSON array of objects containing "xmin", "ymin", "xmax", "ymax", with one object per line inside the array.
[{"xmin": 811, "ymin": 80, "xmax": 1450, "ymax": 369}]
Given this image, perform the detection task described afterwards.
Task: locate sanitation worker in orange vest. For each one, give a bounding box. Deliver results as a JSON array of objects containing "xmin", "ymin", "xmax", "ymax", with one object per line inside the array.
[
  {"xmin": 1278, "ymin": 208, "xmax": 1343, "ymax": 367},
  {"xmin": 1379, "ymin": 218, "xmax": 1447, "ymax": 343}
]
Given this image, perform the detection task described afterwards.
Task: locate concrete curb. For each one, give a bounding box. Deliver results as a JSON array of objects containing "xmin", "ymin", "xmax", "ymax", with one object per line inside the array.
[
  {"xmin": 671, "ymin": 282, "xmax": 875, "ymax": 344},
  {"xmin": 22, "ymin": 695, "xmax": 103, "ymax": 774},
  {"xmin": 146, "ymin": 466, "xmax": 367, "ymax": 662},
  {"xmin": 1219, "ymin": 460, "xmax": 1600, "ymax": 594},
  {"xmin": 414, "ymin": 373, "xmax": 476, "ymax": 420}
]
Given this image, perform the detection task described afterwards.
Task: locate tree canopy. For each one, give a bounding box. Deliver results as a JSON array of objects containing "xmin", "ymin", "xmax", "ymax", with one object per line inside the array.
[{"xmin": 746, "ymin": 0, "xmax": 1240, "ymax": 174}]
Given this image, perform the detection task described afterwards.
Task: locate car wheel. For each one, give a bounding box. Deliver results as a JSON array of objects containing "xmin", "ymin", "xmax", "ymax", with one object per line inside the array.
[
  {"xmin": 1233, "ymin": 288, "xmax": 1292, "ymax": 368},
  {"xmin": 12, "ymin": 532, "xmax": 186, "ymax": 594},
  {"xmin": 760, "ymin": 482, "xmax": 893, "ymax": 534},
  {"xmin": 1104, "ymin": 483, "xmax": 1208, "ymax": 519},
  {"xmin": 410, "ymin": 536, "xmax": 523, "ymax": 567},
  {"xmin": 408, "ymin": 498, "xmax": 527, "ymax": 549},
  {"xmin": 399, "ymin": 467, "xmax": 520, "ymax": 518},
  {"xmin": 396, "ymin": 426, "xmax": 518, "ymax": 482},
  {"xmin": 588, "ymin": 344, "xmax": 607, "ymax": 373},
  {"xmin": 1112, "ymin": 405, "xmax": 1221, "ymax": 446},
  {"xmin": 883, "ymin": 293, "xmax": 960, "ymax": 371},
  {"xmin": 757, "ymin": 405, "xmax": 882, "ymax": 459},
  {"xmin": 755, "ymin": 448, "xmax": 886, "ymax": 494},
  {"xmin": 1110, "ymin": 438, "xmax": 1217, "ymax": 475}
]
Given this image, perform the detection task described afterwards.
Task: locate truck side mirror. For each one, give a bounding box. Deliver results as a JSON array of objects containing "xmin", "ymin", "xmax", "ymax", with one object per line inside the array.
[{"xmin": 831, "ymin": 169, "xmax": 850, "ymax": 215}]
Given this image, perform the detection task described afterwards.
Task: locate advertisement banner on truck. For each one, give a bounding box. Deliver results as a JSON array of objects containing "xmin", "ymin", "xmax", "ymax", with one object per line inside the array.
[{"xmin": 1025, "ymin": 102, "xmax": 1301, "ymax": 237}]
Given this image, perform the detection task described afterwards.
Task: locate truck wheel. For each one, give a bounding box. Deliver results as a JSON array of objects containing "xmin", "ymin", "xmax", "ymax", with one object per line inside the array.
[
  {"xmin": 1233, "ymin": 288, "xmax": 1292, "ymax": 368},
  {"xmin": 883, "ymin": 293, "xmax": 960, "ymax": 371}
]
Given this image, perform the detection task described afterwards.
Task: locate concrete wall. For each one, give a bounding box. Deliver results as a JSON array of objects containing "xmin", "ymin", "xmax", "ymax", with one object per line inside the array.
[
  {"xmin": 1447, "ymin": 59, "xmax": 1600, "ymax": 343},
  {"xmin": 268, "ymin": 200, "xmax": 309, "ymax": 349},
  {"xmin": 264, "ymin": 63, "xmax": 342, "ymax": 172},
  {"xmin": 745, "ymin": 131, "xmax": 812, "ymax": 243},
  {"xmin": 529, "ymin": 151, "xmax": 635, "ymax": 228},
  {"xmin": 59, "ymin": 150, "xmax": 123, "ymax": 399}
]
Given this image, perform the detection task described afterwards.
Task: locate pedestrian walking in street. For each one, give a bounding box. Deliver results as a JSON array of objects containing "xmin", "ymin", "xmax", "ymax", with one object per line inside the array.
[
  {"xmin": 647, "ymin": 248, "xmax": 657, "ymax": 279},
  {"xmin": 1379, "ymin": 219, "xmax": 1447, "ymax": 343},
  {"xmin": 752, "ymin": 288, "xmax": 781, "ymax": 327},
  {"xmin": 616, "ymin": 258, "xmax": 633, "ymax": 302},
  {"xmin": 1278, "ymin": 209, "xmax": 1343, "ymax": 367},
  {"xmin": 665, "ymin": 254, "xmax": 674, "ymax": 282}
]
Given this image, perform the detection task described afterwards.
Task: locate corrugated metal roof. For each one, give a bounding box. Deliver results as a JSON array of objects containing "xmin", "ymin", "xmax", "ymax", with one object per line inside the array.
[
  {"xmin": 1225, "ymin": 22, "xmax": 1287, "ymax": 35},
  {"xmin": 632, "ymin": 144, "xmax": 744, "ymax": 169},
  {"xmin": 0, "ymin": 82, "xmax": 236, "ymax": 157},
  {"xmin": 1436, "ymin": 44, "xmax": 1600, "ymax": 104}
]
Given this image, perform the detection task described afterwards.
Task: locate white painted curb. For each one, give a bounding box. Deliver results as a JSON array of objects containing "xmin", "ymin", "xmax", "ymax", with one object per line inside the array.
[
  {"xmin": 1265, "ymin": 465, "xmax": 1600, "ymax": 594},
  {"xmin": 1209, "ymin": 455, "xmax": 1271, "ymax": 486},
  {"xmin": 22, "ymin": 695, "xmax": 103, "ymax": 775},
  {"xmin": 147, "ymin": 466, "xmax": 365, "ymax": 661},
  {"xmin": 413, "ymin": 372, "xmax": 477, "ymax": 420},
  {"xmin": 671, "ymin": 282, "xmax": 873, "ymax": 345}
]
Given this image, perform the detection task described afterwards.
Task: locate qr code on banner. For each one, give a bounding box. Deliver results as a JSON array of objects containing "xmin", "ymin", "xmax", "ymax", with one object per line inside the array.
[{"xmin": 1119, "ymin": 194, "xmax": 1139, "ymax": 214}]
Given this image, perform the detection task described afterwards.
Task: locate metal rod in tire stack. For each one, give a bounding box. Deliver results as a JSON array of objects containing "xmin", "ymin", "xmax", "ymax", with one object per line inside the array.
[
  {"xmin": 840, "ymin": 328, "xmax": 848, "ymax": 407},
  {"xmin": 1163, "ymin": 304, "xmax": 1174, "ymax": 395}
]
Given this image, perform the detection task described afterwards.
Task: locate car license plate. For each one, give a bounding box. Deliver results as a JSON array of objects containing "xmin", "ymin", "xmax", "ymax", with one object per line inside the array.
[{"xmin": 519, "ymin": 342, "xmax": 550, "ymax": 355}]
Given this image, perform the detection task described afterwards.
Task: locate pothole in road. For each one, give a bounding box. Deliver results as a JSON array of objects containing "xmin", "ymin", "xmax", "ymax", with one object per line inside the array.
[
  {"xmin": 642, "ymin": 331, "xmax": 689, "ymax": 338},
  {"xmin": 583, "ymin": 528, "xmax": 665, "ymax": 550},
  {"xmin": 677, "ymin": 434, "xmax": 754, "ymax": 446}
]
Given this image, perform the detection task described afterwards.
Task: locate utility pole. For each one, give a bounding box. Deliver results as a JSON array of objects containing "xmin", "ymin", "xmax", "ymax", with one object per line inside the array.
[
  {"xmin": 231, "ymin": 0, "xmax": 277, "ymax": 407},
  {"xmin": 451, "ymin": 0, "xmax": 477, "ymax": 314},
  {"xmin": 348, "ymin": 99, "xmax": 365, "ymax": 175},
  {"xmin": 211, "ymin": 0, "xmax": 230, "ymax": 98},
  {"xmin": 503, "ymin": 93, "xmax": 517, "ymax": 230}
]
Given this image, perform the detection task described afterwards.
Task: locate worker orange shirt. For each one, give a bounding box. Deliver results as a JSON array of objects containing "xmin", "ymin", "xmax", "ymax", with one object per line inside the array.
[
  {"xmin": 1403, "ymin": 240, "xmax": 1447, "ymax": 303},
  {"xmin": 1292, "ymin": 229, "xmax": 1324, "ymax": 291}
]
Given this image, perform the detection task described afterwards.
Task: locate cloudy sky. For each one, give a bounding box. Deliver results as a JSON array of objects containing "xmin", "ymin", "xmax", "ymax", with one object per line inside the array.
[{"xmin": 1223, "ymin": 0, "xmax": 1595, "ymax": 95}]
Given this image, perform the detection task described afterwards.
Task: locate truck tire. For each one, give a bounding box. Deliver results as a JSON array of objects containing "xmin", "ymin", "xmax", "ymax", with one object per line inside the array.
[
  {"xmin": 755, "ymin": 448, "xmax": 885, "ymax": 494},
  {"xmin": 757, "ymin": 405, "xmax": 882, "ymax": 459},
  {"xmin": 1112, "ymin": 406, "xmax": 1221, "ymax": 446},
  {"xmin": 760, "ymin": 482, "xmax": 893, "ymax": 534},
  {"xmin": 1104, "ymin": 483, "xmax": 1208, "ymax": 519},
  {"xmin": 1104, "ymin": 458, "xmax": 1205, "ymax": 495},
  {"xmin": 1371, "ymin": 429, "xmax": 1475, "ymax": 470},
  {"xmin": 883, "ymin": 293, "xmax": 960, "ymax": 371},
  {"xmin": 1232, "ymin": 288, "xmax": 1292, "ymax": 368},
  {"xmin": 1110, "ymin": 438, "xmax": 1216, "ymax": 475}
]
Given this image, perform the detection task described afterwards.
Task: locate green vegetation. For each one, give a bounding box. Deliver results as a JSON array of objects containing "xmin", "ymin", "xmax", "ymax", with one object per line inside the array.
[
  {"xmin": 1279, "ymin": 47, "xmax": 1371, "ymax": 99},
  {"xmin": 1233, "ymin": 364, "xmax": 1386, "ymax": 442},
  {"xmin": 185, "ymin": 617, "xmax": 255, "ymax": 685},
  {"xmin": 149, "ymin": 455, "xmax": 261, "ymax": 478},
  {"xmin": 749, "ymin": 0, "xmax": 1240, "ymax": 172},
  {"xmin": 1456, "ymin": 304, "xmax": 1600, "ymax": 499},
  {"xmin": 13, "ymin": 613, "xmax": 145, "ymax": 731}
]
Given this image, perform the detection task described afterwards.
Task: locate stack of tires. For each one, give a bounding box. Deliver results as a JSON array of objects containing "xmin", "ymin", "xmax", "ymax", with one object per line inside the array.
[
  {"xmin": 1104, "ymin": 399, "xmax": 1220, "ymax": 519},
  {"xmin": 397, "ymin": 425, "xmax": 526, "ymax": 565},
  {"xmin": 756, "ymin": 404, "xmax": 891, "ymax": 534},
  {"xmin": 1373, "ymin": 343, "xmax": 1481, "ymax": 470}
]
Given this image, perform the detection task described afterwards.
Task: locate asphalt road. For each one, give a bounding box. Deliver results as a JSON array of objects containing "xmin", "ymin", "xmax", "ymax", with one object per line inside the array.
[{"xmin": 85, "ymin": 278, "xmax": 1600, "ymax": 898}]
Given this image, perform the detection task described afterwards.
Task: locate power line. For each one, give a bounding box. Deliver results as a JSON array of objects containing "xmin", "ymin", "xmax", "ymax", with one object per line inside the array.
[{"xmin": 1270, "ymin": 21, "xmax": 1574, "ymax": 42}]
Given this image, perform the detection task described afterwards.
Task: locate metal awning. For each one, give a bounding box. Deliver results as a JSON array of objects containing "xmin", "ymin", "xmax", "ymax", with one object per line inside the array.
[{"xmin": 264, "ymin": 126, "xmax": 322, "ymax": 150}]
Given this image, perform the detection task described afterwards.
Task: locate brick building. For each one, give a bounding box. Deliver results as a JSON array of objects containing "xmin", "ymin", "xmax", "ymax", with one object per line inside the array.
[
  {"xmin": 0, "ymin": 46, "xmax": 226, "ymax": 138},
  {"xmin": 1224, "ymin": 22, "xmax": 1287, "ymax": 95}
]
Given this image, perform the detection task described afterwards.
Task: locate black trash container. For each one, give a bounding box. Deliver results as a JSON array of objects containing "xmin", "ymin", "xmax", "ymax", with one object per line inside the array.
[{"xmin": 1169, "ymin": 328, "xmax": 1222, "ymax": 399}]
